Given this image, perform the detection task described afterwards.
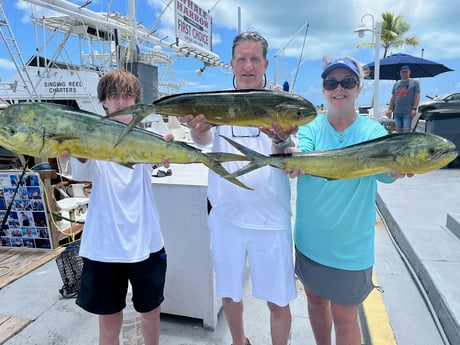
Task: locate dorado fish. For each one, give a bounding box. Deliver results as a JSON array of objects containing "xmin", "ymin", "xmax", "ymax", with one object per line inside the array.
[
  {"xmin": 106, "ymin": 89, "xmax": 317, "ymax": 146},
  {"xmin": 221, "ymin": 132, "xmax": 458, "ymax": 180},
  {"xmin": 0, "ymin": 103, "xmax": 252, "ymax": 190}
]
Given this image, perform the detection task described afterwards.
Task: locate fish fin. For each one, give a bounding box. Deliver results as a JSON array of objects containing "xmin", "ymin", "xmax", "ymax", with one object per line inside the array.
[
  {"xmin": 103, "ymin": 104, "xmax": 143, "ymax": 118},
  {"xmin": 219, "ymin": 135, "xmax": 270, "ymax": 177},
  {"xmin": 48, "ymin": 135, "xmax": 81, "ymax": 143},
  {"xmin": 225, "ymin": 161, "xmax": 264, "ymax": 178},
  {"xmin": 219, "ymin": 135, "xmax": 267, "ymax": 160},
  {"xmin": 104, "ymin": 104, "xmax": 155, "ymax": 147},
  {"xmin": 203, "ymin": 158, "xmax": 253, "ymax": 190},
  {"xmin": 206, "ymin": 152, "xmax": 250, "ymax": 162},
  {"xmin": 201, "ymin": 150, "xmax": 253, "ymax": 190}
]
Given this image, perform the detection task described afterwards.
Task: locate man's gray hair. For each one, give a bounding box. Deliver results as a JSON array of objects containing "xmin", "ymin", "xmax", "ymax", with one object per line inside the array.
[{"xmin": 232, "ymin": 31, "xmax": 268, "ymax": 59}]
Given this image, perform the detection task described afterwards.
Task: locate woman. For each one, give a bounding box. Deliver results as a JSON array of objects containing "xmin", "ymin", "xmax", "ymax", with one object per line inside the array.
[{"xmin": 290, "ymin": 57, "xmax": 411, "ymax": 345}]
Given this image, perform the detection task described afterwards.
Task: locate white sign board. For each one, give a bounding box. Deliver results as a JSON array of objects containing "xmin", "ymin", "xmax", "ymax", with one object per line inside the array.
[{"xmin": 175, "ymin": 0, "xmax": 212, "ymax": 51}]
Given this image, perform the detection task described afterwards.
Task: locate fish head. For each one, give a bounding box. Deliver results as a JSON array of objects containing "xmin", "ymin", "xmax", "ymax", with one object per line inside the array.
[
  {"xmin": 0, "ymin": 105, "xmax": 35, "ymax": 154},
  {"xmin": 0, "ymin": 103, "xmax": 57, "ymax": 157},
  {"xmin": 276, "ymin": 92, "xmax": 317, "ymax": 127},
  {"xmin": 395, "ymin": 133, "xmax": 458, "ymax": 173}
]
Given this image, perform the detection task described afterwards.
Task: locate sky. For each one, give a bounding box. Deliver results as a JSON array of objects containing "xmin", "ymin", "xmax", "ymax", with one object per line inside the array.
[{"xmin": 1, "ymin": 0, "xmax": 460, "ymax": 110}]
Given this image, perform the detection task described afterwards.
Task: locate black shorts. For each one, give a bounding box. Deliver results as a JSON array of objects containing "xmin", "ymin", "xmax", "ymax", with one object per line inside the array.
[{"xmin": 76, "ymin": 248, "xmax": 167, "ymax": 315}]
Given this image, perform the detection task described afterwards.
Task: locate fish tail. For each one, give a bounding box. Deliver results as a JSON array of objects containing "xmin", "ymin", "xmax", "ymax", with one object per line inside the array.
[
  {"xmin": 225, "ymin": 161, "xmax": 265, "ymax": 178},
  {"xmin": 206, "ymin": 152, "xmax": 251, "ymax": 162},
  {"xmin": 201, "ymin": 154, "xmax": 253, "ymax": 190},
  {"xmin": 104, "ymin": 104, "xmax": 153, "ymax": 146},
  {"xmin": 219, "ymin": 135, "xmax": 270, "ymax": 177}
]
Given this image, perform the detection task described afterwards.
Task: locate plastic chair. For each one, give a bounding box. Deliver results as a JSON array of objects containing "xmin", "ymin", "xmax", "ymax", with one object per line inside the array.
[{"xmin": 53, "ymin": 182, "xmax": 89, "ymax": 220}]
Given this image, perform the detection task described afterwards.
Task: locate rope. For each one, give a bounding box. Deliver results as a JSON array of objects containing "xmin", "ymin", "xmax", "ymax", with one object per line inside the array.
[
  {"xmin": 291, "ymin": 23, "xmax": 309, "ymax": 92},
  {"xmin": 0, "ymin": 265, "xmax": 12, "ymax": 277}
]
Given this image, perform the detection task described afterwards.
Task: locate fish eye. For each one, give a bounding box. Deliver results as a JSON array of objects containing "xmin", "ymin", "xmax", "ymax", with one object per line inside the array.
[
  {"xmin": 429, "ymin": 147, "xmax": 436, "ymax": 155},
  {"xmin": 8, "ymin": 128, "xmax": 16, "ymax": 135}
]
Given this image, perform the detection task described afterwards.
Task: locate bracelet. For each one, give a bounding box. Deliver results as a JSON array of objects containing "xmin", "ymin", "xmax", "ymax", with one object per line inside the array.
[{"xmin": 272, "ymin": 136, "xmax": 292, "ymax": 148}]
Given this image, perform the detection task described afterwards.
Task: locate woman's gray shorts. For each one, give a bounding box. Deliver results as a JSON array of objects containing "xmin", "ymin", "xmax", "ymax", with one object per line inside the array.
[{"xmin": 295, "ymin": 248, "xmax": 375, "ymax": 306}]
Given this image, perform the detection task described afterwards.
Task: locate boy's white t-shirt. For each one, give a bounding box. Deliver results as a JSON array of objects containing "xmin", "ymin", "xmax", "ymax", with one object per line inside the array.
[{"xmin": 71, "ymin": 159, "xmax": 164, "ymax": 263}]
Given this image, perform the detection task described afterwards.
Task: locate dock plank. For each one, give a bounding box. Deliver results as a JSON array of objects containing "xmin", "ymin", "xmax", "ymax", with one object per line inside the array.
[
  {"xmin": 0, "ymin": 247, "xmax": 64, "ymax": 289},
  {"xmin": 0, "ymin": 314, "xmax": 32, "ymax": 344}
]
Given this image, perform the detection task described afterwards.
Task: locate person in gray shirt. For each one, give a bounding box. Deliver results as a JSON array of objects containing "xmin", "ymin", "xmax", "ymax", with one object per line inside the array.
[{"xmin": 386, "ymin": 65, "xmax": 420, "ymax": 132}]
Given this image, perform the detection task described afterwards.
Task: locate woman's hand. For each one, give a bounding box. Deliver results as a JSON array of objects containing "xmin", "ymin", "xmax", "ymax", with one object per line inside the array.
[
  {"xmin": 386, "ymin": 169, "xmax": 414, "ymax": 179},
  {"xmin": 281, "ymin": 146, "xmax": 304, "ymax": 178}
]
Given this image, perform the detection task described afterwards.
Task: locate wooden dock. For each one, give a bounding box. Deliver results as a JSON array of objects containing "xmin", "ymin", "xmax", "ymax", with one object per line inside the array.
[{"xmin": 0, "ymin": 246, "xmax": 64, "ymax": 344}]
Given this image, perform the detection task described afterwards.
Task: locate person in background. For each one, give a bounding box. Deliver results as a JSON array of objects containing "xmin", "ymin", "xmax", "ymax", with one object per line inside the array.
[
  {"xmin": 62, "ymin": 70, "xmax": 170, "ymax": 345},
  {"xmin": 386, "ymin": 65, "xmax": 420, "ymax": 132},
  {"xmin": 180, "ymin": 31, "xmax": 297, "ymax": 345},
  {"xmin": 287, "ymin": 57, "xmax": 413, "ymax": 345}
]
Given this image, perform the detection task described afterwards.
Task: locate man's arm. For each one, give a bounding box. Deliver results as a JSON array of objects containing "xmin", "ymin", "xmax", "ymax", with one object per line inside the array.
[{"xmin": 386, "ymin": 94, "xmax": 396, "ymax": 118}]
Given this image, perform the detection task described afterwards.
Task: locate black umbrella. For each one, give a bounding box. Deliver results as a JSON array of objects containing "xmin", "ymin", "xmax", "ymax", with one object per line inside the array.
[{"xmin": 365, "ymin": 53, "xmax": 454, "ymax": 80}]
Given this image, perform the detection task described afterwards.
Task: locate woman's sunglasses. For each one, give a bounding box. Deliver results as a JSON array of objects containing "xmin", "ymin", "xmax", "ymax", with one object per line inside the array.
[{"xmin": 323, "ymin": 78, "xmax": 358, "ymax": 91}]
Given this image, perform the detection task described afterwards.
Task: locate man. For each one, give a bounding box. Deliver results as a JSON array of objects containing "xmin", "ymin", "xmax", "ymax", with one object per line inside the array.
[
  {"xmin": 386, "ymin": 65, "xmax": 420, "ymax": 132},
  {"xmin": 181, "ymin": 31, "xmax": 297, "ymax": 345}
]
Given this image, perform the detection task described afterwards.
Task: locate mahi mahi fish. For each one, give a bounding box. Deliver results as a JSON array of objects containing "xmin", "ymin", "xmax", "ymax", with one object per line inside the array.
[
  {"xmin": 0, "ymin": 102, "xmax": 252, "ymax": 190},
  {"xmin": 221, "ymin": 132, "xmax": 458, "ymax": 180},
  {"xmin": 106, "ymin": 89, "xmax": 317, "ymax": 146}
]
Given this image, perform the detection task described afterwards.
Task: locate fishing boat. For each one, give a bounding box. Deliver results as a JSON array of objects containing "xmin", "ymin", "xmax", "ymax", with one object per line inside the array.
[{"xmin": 0, "ymin": 0, "xmax": 228, "ymax": 136}]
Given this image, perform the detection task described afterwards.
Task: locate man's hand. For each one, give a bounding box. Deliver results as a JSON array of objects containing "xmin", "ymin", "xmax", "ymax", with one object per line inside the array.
[
  {"xmin": 60, "ymin": 150, "xmax": 87, "ymax": 163},
  {"xmin": 179, "ymin": 114, "xmax": 212, "ymax": 146},
  {"xmin": 161, "ymin": 133, "xmax": 174, "ymax": 168},
  {"xmin": 179, "ymin": 114, "xmax": 212, "ymax": 133},
  {"xmin": 260, "ymin": 121, "xmax": 298, "ymax": 153},
  {"xmin": 259, "ymin": 121, "xmax": 298, "ymax": 143}
]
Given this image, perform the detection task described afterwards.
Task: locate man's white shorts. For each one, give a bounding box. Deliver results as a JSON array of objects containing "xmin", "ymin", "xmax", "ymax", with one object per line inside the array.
[{"xmin": 208, "ymin": 211, "xmax": 297, "ymax": 307}]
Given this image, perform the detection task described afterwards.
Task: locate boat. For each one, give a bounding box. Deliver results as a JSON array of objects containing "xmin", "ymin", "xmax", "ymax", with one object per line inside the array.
[{"xmin": 0, "ymin": 0, "xmax": 227, "ymax": 120}]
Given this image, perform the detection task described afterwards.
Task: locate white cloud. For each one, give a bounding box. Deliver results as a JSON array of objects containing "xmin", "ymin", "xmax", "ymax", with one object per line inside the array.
[
  {"xmin": 0, "ymin": 58, "xmax": 16, "ymax": 73},
  {"xmin": 4, "ymin": 0, "xmax": 458, "ymax": 104}
]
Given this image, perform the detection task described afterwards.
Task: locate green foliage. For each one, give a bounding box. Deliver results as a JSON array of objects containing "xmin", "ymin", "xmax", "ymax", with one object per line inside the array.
[
  {"xmin": 356, "ymin": 12, "xmax": 419, "ymax": 58},
  {"xmin": 380, "ymin": 12, "xmax": 419, "ymax": 57}
]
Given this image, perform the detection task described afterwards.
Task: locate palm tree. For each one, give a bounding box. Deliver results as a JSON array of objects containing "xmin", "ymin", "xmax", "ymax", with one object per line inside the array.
[
  {"xmin": 380, "ymin": 12, "xmax": 418, "ymax": 57},
  {"xmin": 356, "ymin": 12, "xmax": 418, "ymax": 57}
]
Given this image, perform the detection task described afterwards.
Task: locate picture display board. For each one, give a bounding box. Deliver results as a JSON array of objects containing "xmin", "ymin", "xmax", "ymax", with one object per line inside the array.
[{"xmin": 0, "ymin": 171, "xmax": 53, "ymax": 249}]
